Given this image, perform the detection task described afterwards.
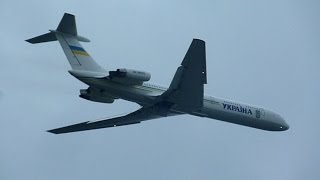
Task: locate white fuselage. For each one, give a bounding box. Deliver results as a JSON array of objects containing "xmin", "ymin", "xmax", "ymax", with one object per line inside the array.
[{"xmin": 77, "ymin": 76, "xmax": 289, "ymax": 131}]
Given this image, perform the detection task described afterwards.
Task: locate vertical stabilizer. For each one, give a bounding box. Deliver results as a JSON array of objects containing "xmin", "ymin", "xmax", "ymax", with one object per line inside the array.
[
  {"xmin": 56, "ymin": 13, "xmax": 77, "ymax": 36},
  {"xmin": 26, "ymin": 13, "xmax": 106, "ymax": 73}
]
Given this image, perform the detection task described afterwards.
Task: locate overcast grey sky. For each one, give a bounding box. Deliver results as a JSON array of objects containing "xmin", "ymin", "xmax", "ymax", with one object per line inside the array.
[{"xmin": 1, "ymin": 0, "xmax": 319, "ymax": 179}]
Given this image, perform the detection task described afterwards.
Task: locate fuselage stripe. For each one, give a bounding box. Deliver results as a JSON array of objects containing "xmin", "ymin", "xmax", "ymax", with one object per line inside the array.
[
  {"xmin": 69, "ymin": 45, "xmax": 89, "ymax": 56},
  {"xmin": 69, "ymin": 45, "xmax": 85, "ymax": 52}
]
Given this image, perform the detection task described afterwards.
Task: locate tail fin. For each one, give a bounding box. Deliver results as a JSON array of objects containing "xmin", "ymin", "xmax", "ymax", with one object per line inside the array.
[{"xmin": 26, "ymin": 13, "xmax": 106, "ymax": 73}]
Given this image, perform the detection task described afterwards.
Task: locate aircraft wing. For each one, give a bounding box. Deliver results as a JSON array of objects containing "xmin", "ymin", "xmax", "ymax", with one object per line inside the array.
[
  {"xmin": 48, "ymin": 106, "xmax": 171, "ymax": 134},
  {"xmin": 161, "ymin": 39, "xmax": 207, "ymax": 112}
]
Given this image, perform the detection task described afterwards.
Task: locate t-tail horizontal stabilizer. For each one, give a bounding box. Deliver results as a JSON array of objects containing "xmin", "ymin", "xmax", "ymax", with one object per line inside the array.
[
  {"xmin": 25, "ymin": 32, "xmax": 57, "ymax": 44},
  {"xmin": 25, "ymin": 13, "xmax": 90, "ymax": 44}
]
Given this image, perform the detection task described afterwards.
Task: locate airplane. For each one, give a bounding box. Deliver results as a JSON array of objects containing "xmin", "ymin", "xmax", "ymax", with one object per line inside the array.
[{"xmin": 26, "ymin": 13, "xmax": 289, "ymax": 134}]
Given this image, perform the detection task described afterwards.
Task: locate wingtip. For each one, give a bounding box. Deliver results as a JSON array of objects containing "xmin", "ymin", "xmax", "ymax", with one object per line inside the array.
[
  {"xmin": 193, "ymin": 38, "xmax": 205, "ymax": 43},
  {"xmin": 64, "ymin": 12, "xmax": 75, "ymax": 17},
  {"xmin": 25, "ymin": 39, "xmax": 33, "ymax": 44},
  {"xmin": 47, "ymin": 129, "xmax": 59, "ymax": 134}
]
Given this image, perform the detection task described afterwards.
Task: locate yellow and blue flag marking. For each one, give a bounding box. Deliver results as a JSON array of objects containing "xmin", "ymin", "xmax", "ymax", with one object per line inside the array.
[{"xmin": 69, "ymin": 45, "xmax": 89, "ymax": 56}]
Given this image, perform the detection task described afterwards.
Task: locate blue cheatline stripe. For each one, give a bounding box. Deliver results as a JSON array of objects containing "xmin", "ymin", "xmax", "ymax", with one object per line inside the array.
[{"xmin": 69, "ymin": 45, "xmax": 86, "ymax": 52}]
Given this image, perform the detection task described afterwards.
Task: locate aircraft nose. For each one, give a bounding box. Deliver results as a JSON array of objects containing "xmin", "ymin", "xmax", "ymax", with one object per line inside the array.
[
  {"xmin": 279, "ymin": 122, "xmax": 289, "ymax": 131},
  {"xmin": 278, "ymin": 116, "xmax": 289, "ymax": 131}
]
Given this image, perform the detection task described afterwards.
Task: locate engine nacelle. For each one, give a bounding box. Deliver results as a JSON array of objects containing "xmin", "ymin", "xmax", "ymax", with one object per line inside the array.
[
  {"xmin": 79, "ymin": 88, "xmax": 115, "ymax": 103},
  {"xmin": 109, "ymin": 68, "xmax": 151, "ymax": 85}
]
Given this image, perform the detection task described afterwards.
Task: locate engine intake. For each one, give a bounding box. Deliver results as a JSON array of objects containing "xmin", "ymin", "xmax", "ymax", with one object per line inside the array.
[
  {"xmin": 109, "ymin": 68, "xmax": 151, "ymax": 85},
  {"xmin": 79, "ymin": 88, "xmax": 115, "ymax": 103}
]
